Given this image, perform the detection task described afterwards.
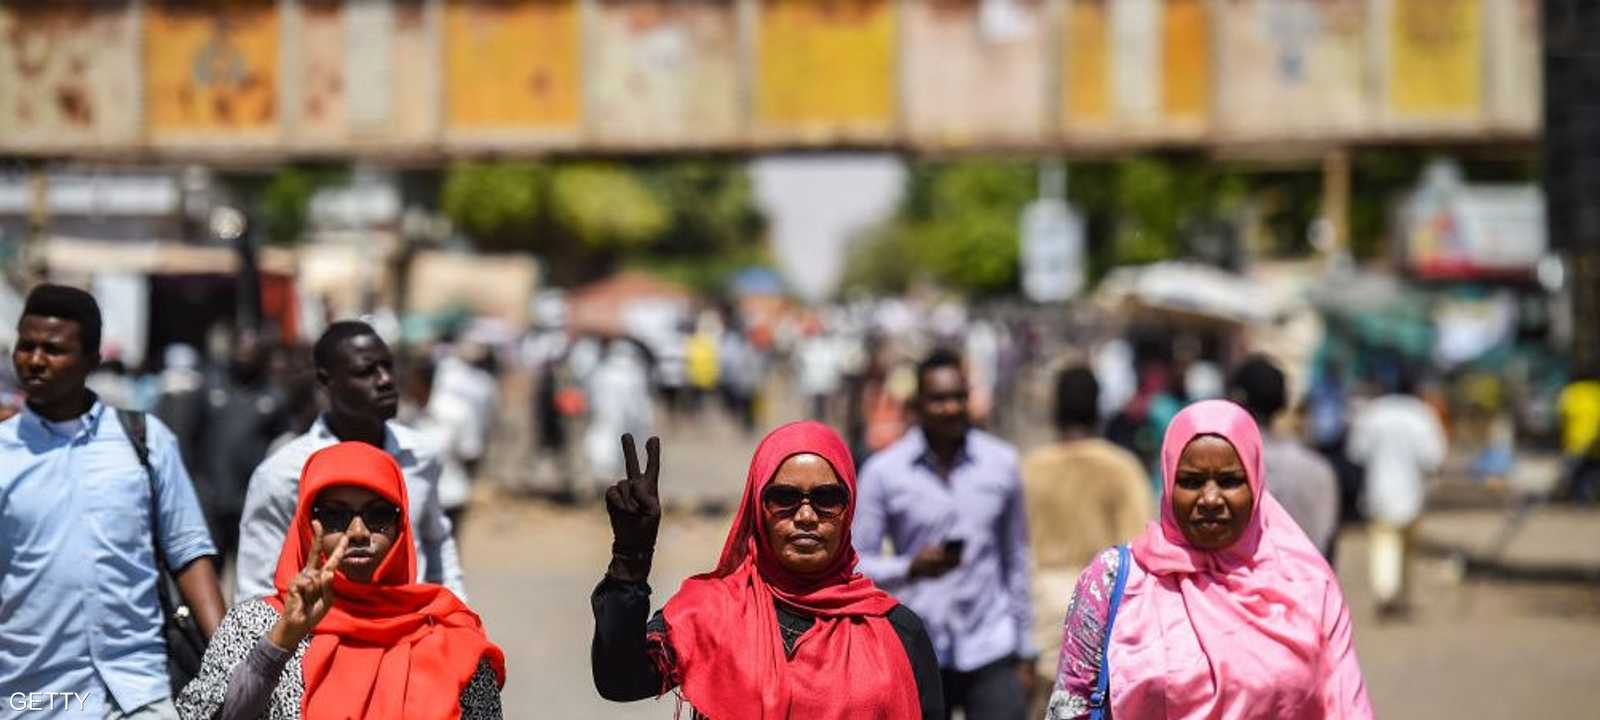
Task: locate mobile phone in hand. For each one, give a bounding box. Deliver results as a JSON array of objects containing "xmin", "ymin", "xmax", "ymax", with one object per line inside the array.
[{"xmin": 943, "ymin": 538, "xmax": 966, "ymax": 562}]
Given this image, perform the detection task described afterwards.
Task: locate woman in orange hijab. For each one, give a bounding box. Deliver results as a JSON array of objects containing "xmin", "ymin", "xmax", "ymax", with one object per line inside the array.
[{"xmin": 177, "ymin": 441, "xmax": 505, "ymax": 720}]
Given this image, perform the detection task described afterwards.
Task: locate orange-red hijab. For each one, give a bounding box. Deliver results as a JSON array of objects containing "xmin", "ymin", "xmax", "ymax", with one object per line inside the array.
[
  {"xmin": 658, "ymin": 421, "xmax": 920, "ymax": 719},
  {"xmin": 267, "ymin": 442, "xmax": 506, "ymax": 720}
]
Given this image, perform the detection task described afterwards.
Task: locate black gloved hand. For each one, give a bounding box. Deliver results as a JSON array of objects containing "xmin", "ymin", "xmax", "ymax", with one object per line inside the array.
[{"xmin": 604, "ymin": 434, "xmax": 661, "ymax": 582}]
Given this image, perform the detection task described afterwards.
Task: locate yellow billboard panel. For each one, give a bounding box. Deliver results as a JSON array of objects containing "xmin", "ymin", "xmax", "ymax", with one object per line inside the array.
[
  {"xmin": 144, "ymin": 2, "xmax": 280, "ymax": 134},
  {"xmin": 756, "ymin": 0, "xmax": 895, "ymax": 135},
  {"xmin": 1389, "ymin": 0, "xmax": 1481, "ymax": 117},
  {"xmin": 445, "ymin": 0, "xmax": 581, "ymax": 131},
  {"xmin": 1062, "ymin": 0, "xmax": 1111, "ymax": 127},
  {"xmin": 1162, "ymin": 0, "xmax": 1209, "ymax": 121}
]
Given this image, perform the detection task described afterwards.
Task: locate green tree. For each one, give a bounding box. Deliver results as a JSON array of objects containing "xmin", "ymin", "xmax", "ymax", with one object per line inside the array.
[
  {"xmin": 441, "ymin": 159, "xmax": 769, "ymax": 289},
  {"xmin": 257, "ymin": 167, "xmax": 343, "ymax": 246},
  {"xmin": 440, "ymin": 161, "xmax": 548, "ymax": 252},
  {"xmin": 549, "ymin": 163, "xmax": 670, "ymax": 249}
]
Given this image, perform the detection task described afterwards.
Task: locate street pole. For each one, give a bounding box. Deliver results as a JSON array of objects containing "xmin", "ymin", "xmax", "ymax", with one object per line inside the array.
[
  {"xmin": 1544, "ymin": 0, "xmax": 1600, "ymax": 372},
  {"xmin": 1320, "ymin": 148, "xmax": 1350, "ymax": 257}
]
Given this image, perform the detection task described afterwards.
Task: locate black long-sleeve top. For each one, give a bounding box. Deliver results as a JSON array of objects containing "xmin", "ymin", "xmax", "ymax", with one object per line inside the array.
[{"xmin": 591, "ymin": 575, "xmax": 944, "ymax": 718}]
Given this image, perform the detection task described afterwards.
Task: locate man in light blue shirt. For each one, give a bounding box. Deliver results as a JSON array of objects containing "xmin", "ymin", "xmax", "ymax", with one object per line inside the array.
[
  {"xmin": 854, "ymin": 349, "xmax": 1035, "ymax": 720},
  {"xmin": 0, "ymin": 285, "xmax": 222, "ymax": 719}
]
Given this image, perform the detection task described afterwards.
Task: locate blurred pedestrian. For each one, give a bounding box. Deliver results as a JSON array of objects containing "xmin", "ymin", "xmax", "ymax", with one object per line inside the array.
[
  {"xmin": 525, "ymin": 323, "xmax": 574, "ymax": 479},
  {"xmin": 155, "ymin": 343, "xmax": 207, "ymax": 464},
  {"xmin": 583, "ymin": 339, "xmax": 656, "ymax": 494},
  {"xmin": 400, "ymin": 355, "xmax": 473, "ymax": 538},
  {"xmin": 0, "ymin": 343, "xmax": 21, "ymax": 422},
  {"xmin": 177, "ymin": 442, "xmax": 505, "ymax": 719},
  {"xmin": 1020, "ymin": 366, "xmax": 1152, "ymax": 705},
  {"xmin": 1346, "ymin": 368, "xmax": 1446, "ymax": 618},
  {"xmin": 1045, "ymin": 400, "xmax": 1372, "ymax": 719},
  {"xmin": 195, "ymin": 334, "xmax": 292, "ymax": 577},
  {"xmin": 428, "ymin": 344, "xmax": 498, "ymax": 480},
  {"xmin": 1557, "ymin": 369, "xmax": 1600, "ymax": 503},
  {"xmin": 2, "ymin": 284, "xmax": 223, "ymax": 719},
  {"xmin": 591, "ymin": 425, "xmax": 942, "ymax": 718},
  {"xmin": 427, "ymin": 343, "xmax": 498, "ymax": 518},
  {"xmin": 685, "ymin": 326, "xmax": 719, "ymax": 413},
  {"xmin": 797, "ymin": 325, "xmax": 843, "ymax": 422},
  {"xmin": 1229, "ymin": 355, "xmax": 1341, "ymax": 559},
  {"xmin": 235, "ymin": 321, "xmax": 466, "ymax": 602},
  {"xmin": 718, "ymin": 327, "xmax": 762, "ymax": 434},
  {"xmin": 854, "ymin": 349, "xmax": 1035, "ymax": 720}
]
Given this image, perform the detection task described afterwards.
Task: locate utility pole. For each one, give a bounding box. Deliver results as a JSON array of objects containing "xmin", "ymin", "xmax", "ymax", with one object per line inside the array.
[{"xmin": 1544, "ymin": 1, "xmax": 1600, "ymax": 372}]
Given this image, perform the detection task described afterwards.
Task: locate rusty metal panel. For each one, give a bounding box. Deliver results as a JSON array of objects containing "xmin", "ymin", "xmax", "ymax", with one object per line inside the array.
[
  {"xmin": 1214, "ymin": 0, "xmax": 1371, "ymax": 140},
  {"xmin": 587, "ymin": 0, "xmax": 740, "ymax": 147},
  {"xmin": 144, "ymin": 1, "xmax": 281, "ymax": 141},
  {"xmin": 375, "ymin": 3, "xmax": 439, "ymax": 141},
  {"xmin": 1485, "ymin": 0, "xmax": 1539, "ymax": 132},
  {"xmin": 0, "ymin": 4, "xmax": 141, "ymax": 152},
  {"xmin": 297, "ymin": 2, "xmax": 348, "ymax": 143},
  {"xmin": 901, "ymin": 0, "xmax": 1047, "ymax": 146},
  {"xmin": 753, "ymin": 0, "xmax": 896, "ymax": 142},
  {"xmin": 292, "ymin": 1, "xmax": 438, "ymax": 148},
  {"xmin": 444, "ymin": 0, "xmax": 581, "ymax": 141}
]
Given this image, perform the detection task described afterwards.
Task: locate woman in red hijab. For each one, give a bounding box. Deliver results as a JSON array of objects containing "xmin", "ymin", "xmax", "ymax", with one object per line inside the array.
[
  {"xmin": 176, "ymin": 441, "xmax": 506, "ymax": 720},
  {"xmin": 591, "ymin": 422, "xmax": 942, "ymax": 718}
]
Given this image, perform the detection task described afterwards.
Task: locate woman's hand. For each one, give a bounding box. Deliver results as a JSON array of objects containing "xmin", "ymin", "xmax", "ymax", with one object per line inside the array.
[
  {"xmin": 605, "ymin": 434, "xmax": 661, "ymax": 583},
  {"xmin": 268, "ymin": 521, "xmax": 348, "ymax": 651}
]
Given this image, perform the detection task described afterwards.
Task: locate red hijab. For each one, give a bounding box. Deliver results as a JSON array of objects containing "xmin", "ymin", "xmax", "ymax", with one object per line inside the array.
[
  {"xmin": 658, "ymin": 421, "xmax": 921, "ymax": 719},
  {"xmin": 267, "ymin": 442, "xmax": 506, "ymax": 720}
]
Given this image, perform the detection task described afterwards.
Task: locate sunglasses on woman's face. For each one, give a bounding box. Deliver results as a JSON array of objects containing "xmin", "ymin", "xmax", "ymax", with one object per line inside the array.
[
  {"xmin": 761, "ymin": 484, "xmax": 849, "ymax": 519},
  {"xmin": 312, "ymin": 503, "xmax": 402, "ymax": 534}
]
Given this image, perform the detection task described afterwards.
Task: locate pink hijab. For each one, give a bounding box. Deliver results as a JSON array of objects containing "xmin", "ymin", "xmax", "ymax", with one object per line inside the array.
[{"xmin": 1111, "ymin": 400, "xmax": 1373, "ymax": 719}]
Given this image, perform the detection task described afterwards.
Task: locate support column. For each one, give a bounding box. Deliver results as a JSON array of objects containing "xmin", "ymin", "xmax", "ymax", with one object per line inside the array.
[{"xmin": 1320, "ymin": 148, "xmax": 1351, "ymax": 257}]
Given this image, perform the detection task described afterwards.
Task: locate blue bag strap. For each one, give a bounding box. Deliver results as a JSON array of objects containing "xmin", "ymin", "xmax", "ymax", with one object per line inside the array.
[{"xmin": 1088, "ymin": 544, "xmax": 1132, "ymax": 720}]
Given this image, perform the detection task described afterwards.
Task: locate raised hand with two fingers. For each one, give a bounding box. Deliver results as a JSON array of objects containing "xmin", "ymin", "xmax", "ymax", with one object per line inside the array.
[
  {"xmin": 267, "ymin": 519, "xmax": 348, "ymax": 651},
  {"xmin": 604, "ymin": 434, "xmax": 662, "ymax": 583}
]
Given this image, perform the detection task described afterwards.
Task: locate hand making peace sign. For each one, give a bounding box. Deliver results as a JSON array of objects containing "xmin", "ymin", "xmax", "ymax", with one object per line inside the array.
[
  {"xmin": 267, "ymin": 519, "xmax": 349, "ymax": 651},
  {"xmin": 604, "ymin": 434, "xmax": 662, "ymax": 582}
]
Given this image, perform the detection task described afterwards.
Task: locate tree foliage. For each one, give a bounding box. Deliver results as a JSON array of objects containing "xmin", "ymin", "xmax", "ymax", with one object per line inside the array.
[
  {"xmin": 549, "ymin": 163, "xmax": 671, "ymax": 249},
  {"xmin": 440, "ymin": 162, "xmax": 548, "ymax": 252},
  {"xmin": 440, "ymin": 159, "xmax": 767, "ymax": 288},
  {"xmin": 257, "ymin": 167, "xmax": 344, "ymax": 246}
]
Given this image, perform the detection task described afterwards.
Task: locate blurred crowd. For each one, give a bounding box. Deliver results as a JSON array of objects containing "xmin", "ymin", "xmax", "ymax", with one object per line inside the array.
[{"xmin": 4, "ymin": 286, "xmax": 1597, "ymax": 569}]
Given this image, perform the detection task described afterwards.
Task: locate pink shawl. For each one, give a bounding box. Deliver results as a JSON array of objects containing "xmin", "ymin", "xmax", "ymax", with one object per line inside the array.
[{"xmin": 1112, "ymin": 400, "xmax": 1373, "ymax": 719}]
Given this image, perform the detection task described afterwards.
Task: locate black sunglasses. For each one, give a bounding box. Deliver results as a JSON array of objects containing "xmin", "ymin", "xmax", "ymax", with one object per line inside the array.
[
  {"xmin": 312, "ymin": 503, "xmax": 402, "ymax": 533},
  {"xmin": 761, "ymin": 484, "xmax": 850, "ymax": 518}
]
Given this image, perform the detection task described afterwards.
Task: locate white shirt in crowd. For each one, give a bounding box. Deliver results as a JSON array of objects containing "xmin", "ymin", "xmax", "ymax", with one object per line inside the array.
[
  {"xmin": 1347, "ymin": 395, "xmax": 1447, "ymax": 527},
  {"xmin": 234, "ymin": 416, "xmax": 467, "ymax": 602}
]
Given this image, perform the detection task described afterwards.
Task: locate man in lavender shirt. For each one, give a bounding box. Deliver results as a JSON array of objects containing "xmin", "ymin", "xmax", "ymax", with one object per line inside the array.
[{"xmin": 853, "ymin": 349, "xmax": 1035, "ymax": 720}]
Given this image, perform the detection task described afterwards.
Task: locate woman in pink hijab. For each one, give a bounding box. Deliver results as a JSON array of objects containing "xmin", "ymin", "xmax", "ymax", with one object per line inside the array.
[{"xmin": 1045, "ymin": 400, "xmax": 1373, "ymax": 719}]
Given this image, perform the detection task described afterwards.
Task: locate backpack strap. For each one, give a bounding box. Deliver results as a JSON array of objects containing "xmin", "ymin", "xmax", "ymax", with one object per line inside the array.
[
  {"xmin": 116, "ymin": 409, "xmax": 174, "ymax": 580},
  {"xmin": 1088, "ymin": 544, "xmax": 1132, "ymax": 719}
]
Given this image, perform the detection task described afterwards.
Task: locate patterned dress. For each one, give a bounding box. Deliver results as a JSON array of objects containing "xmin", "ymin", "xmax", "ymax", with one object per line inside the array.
[
  {"xmin": 175, "ymin": 600, "xmax": 502, "ymax": 720},
  {"xmin": 1045, "ymin": 547, "xmax": 1124, "ymax": 720}
]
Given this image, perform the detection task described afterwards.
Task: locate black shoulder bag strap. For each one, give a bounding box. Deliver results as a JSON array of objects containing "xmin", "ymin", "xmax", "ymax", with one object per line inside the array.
[{"xmin": 115, "ymin": 409, "xmax": 208, "ymax": 692}]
